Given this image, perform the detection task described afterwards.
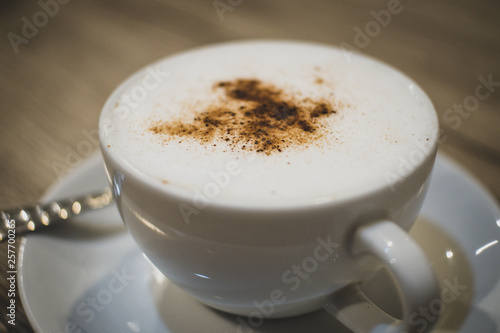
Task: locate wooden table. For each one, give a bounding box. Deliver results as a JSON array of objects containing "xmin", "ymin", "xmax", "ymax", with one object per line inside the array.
[{"xmin": 1, "ymin": 0, "xmax": 499, "ymax": 331}]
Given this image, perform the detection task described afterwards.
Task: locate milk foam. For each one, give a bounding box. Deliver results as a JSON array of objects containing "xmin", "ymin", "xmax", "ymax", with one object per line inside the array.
[{"xmin": 100, "ymin": 41, "xmax": 438, "ymax": 205}]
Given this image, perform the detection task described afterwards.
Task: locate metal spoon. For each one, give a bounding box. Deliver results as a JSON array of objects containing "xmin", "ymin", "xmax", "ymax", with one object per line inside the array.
[{"xmin": 0, "ymin": 187, "xmax": 113, "ymax": 242}]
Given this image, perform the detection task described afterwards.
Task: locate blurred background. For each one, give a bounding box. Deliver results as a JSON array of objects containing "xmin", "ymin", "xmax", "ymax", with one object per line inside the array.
[{"xmin": 1, "ymin": 0, "xmax": 499, "ymax": 331}]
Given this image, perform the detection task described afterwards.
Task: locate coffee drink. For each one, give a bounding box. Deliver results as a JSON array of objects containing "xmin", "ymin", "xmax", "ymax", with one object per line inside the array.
[
  {"xmin": 100, "ymin": 41, "xmax": 437, "ymax": 205},
  {"xmin": 99, "ymin": 41, "xmax": 441, "ymax": 329}
]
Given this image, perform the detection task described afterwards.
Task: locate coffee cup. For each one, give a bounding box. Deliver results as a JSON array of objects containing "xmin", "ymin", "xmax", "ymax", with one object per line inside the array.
[{"xmin": 99, "ymin": 40, "xmax": 440, "ymax": 332}]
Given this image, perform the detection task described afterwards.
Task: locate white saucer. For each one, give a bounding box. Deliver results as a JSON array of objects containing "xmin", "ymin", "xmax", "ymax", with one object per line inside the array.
[{"xmin": 19, "ymin": 153, "xmax": 500, "ymax": 333}]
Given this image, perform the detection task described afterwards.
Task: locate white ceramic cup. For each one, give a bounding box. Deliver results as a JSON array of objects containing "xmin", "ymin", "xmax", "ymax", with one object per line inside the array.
[{"xmin": 99, "ymin": 41, "xmax": 440, "ymax": 333}]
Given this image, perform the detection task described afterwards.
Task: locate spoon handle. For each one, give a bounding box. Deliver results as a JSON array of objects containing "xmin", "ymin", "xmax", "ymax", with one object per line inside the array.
[{"xmin": 0, "ymin": 187, "xmax": 113, "ymax": 242}]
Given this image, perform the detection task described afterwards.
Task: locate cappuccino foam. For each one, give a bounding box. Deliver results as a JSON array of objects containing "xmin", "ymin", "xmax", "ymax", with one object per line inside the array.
[{"xmin": 100, "ymin": 41, "xmax": 438, "ymax": 205}]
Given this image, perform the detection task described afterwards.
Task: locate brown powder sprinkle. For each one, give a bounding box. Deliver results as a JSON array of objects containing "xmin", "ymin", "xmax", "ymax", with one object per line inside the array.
[{"xmin": 149, "ymin": 79, "xmax": 338, "ymax": 154}]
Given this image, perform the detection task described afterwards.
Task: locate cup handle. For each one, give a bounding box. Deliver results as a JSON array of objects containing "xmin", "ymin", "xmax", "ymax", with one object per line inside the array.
[{"xmin": 325, "ymin": 220, "xmax": 440, "ymax": 333}]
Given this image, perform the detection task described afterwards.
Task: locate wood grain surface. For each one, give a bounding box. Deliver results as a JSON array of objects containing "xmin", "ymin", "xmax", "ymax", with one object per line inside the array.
[{"xmin": 1, "ymin": 0, "xmax": 499, "ymax": 332}]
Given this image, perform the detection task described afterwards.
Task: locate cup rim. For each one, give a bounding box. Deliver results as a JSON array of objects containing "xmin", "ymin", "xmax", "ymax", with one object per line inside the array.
[{"xmin": 98, "ymin": 39, "xmax": 439, "ymax": 210}]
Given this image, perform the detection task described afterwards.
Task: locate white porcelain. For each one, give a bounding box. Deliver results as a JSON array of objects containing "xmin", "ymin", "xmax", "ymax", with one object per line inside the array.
[
  {"xmin": 97, "ymin": 42, "xmax": 442, "ymax": 331},
  {"xmin": 18, "ymin": 153, "xmax": 500, "ymax": 332}
]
